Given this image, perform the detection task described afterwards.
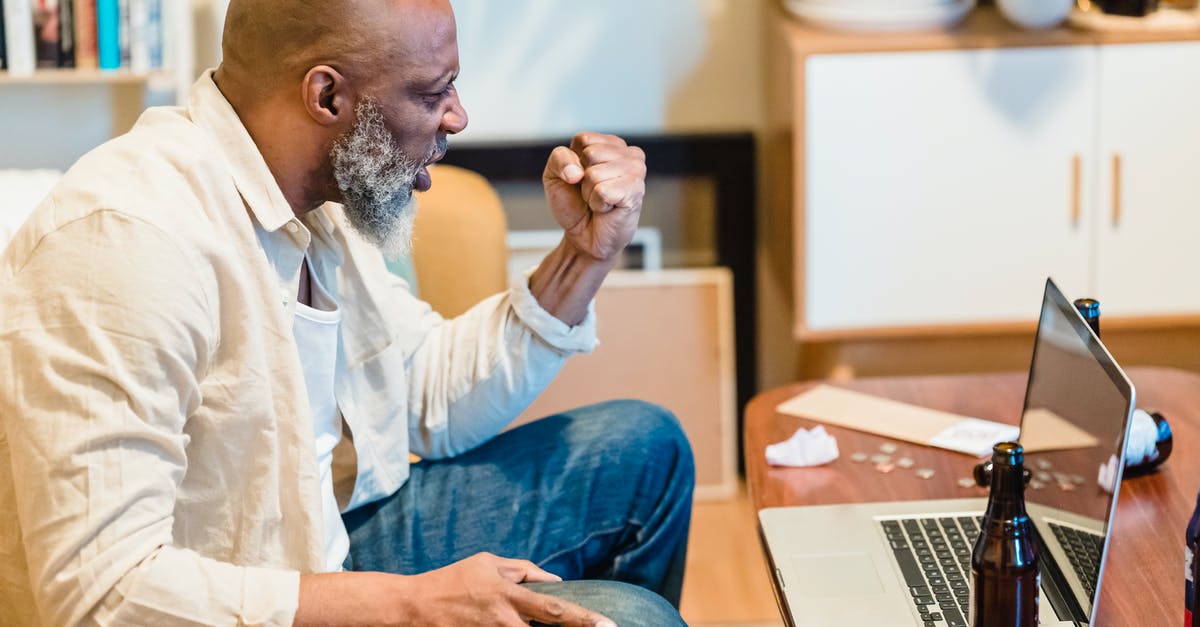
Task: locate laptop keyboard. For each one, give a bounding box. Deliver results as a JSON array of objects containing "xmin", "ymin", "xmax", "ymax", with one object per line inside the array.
[
  {"xmin": 1048, "ymin": 521, "xmax": 1103, "ymax": 600},
  {"xmin": 881, "ymin": 516, "xmax": 980, "ymax": 627}
]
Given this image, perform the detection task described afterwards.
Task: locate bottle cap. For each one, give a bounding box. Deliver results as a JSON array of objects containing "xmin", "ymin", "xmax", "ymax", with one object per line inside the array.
[
  {"xmin": 1074, "ymin": 298, "xmax": 1100, "ymax": 320},
  {"xmin": 992, "ymin": 441, "xmax": 1024, "ymax": 466}
]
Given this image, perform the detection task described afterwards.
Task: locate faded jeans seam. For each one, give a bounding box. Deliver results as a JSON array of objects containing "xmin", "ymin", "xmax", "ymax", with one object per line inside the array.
[{"xmin": 536, "ymin": 519, "xmax": 644, "ymax": 570}]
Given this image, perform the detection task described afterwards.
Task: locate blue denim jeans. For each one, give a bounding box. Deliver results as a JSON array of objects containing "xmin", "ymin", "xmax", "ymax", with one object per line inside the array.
[{"xmin": 341, "ymin": 400, "xmax": 694, "ymax": 625}]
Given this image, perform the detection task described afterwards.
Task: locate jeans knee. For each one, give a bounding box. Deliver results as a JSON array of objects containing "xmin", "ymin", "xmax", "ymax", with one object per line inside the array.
[{"xmin": 591, "ymin": 400, "xmax": 693, "ymax": 470}]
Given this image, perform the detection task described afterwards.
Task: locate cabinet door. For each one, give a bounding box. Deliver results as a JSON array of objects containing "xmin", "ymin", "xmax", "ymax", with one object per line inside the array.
[
  {"xmin": 1095, "ymin": 42, "xmax": 1200, "ymax": 317},
  {"xmin": 803, "ymin": 47, "xmax": 1097, "ymax": 334}
]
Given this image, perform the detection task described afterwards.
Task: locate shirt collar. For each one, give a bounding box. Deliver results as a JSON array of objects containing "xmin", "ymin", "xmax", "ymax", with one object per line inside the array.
[{"xmin": 187, "ymin": 69, "xmax": 298, "ymax": 233}]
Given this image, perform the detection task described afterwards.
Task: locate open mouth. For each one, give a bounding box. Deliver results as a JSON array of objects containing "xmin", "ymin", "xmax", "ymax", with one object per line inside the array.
[{"xmin": 415, "ymin": 147, "xmax": 447, "ymax": 193}]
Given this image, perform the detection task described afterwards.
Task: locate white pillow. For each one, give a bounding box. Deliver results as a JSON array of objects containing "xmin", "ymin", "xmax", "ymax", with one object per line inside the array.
[{"xmin": 0, "ymin": 169, "xmax": 62, "ymax": 251}]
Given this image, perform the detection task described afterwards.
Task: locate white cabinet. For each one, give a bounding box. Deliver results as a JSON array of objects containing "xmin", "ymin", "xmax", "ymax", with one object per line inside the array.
[
  {"xmin": 798, "ymin": 41, "xmax": 1200, "ymax": 336},
  {"xmin": 805, "ymin": 47, "xmax": 1097, "ymax": 332},
  {"xmin": 1095, "ymin": 42, "xmax": 1200, "ymax": 317}
]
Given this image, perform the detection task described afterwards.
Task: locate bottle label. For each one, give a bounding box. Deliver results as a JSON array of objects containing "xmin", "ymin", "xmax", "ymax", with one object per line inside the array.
[{"xmin": 1035, "ymin": 572, "xmax": 1041, "ymax": 624}]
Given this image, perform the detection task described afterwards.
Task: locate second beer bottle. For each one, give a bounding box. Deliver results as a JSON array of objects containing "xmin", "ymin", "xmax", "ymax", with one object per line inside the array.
[{"xmin": 970, "ymin": 442, "xmax": 1039, "ymax": 627}]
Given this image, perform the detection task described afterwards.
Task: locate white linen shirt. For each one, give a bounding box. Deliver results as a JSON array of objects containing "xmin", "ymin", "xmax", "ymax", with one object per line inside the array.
[{"xmin": 0, "ymin": 70, "xmax": 597, "ymax": 626}]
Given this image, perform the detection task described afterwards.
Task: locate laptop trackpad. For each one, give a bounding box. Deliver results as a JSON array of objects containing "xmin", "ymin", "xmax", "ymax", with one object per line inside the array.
[{"xmin": 789, "ymin": 553, "xmax": 885, "ymax": 598}]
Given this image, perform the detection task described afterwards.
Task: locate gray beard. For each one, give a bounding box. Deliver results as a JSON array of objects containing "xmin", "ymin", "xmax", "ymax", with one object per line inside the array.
[{"xmin": 330, "ymin": 99, "xmax": 441, "ymax": 260}]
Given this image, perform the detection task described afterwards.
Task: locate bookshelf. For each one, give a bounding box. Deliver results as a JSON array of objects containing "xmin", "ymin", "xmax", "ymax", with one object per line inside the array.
[
  {"xmin": 0, "ymin": 2, "xmax": 195, "ymax": 169},
  {"xmin": 0, "ymin": 68, "xmax": 172, "ymax": 85}
]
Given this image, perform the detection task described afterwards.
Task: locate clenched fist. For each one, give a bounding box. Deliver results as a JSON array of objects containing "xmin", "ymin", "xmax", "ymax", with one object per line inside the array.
[{"xmin": 543, "ymin": 133, "xmax": 646, "ymax": 262}]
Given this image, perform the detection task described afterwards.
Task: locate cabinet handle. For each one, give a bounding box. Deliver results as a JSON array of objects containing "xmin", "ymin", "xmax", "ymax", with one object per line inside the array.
[
  {"xmin": 1070, "ymin": 154, "xmax": 1081, "ymax": 228},
  {"xmin": 1112, "ymin": 154, "xmax": 1122, "ymax": 227}
]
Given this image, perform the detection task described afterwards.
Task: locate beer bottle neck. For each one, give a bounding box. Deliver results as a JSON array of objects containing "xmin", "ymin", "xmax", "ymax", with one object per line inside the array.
[{"xmin": 983, "ymin": 462, "xmax": 1031, "ymax": 532}]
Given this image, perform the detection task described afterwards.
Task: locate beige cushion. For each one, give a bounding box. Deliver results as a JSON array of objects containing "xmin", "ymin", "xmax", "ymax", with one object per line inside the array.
[{"xmin": 411, "ymin": 165, "xmax": 510, "ymax": 318}]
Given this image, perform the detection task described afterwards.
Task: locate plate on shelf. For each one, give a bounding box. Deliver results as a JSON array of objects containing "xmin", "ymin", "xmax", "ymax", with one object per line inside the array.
[
  {"xmin": 783, "ymin": 0, "xmax": 977, "ymax": 32},
  {"xmin": 797, "ymin": 0, "xmax": 959, "ymax": 7},
  {"xmin": 1067, "ymin": 5, "xmax": 1200, "ymax": 31}
]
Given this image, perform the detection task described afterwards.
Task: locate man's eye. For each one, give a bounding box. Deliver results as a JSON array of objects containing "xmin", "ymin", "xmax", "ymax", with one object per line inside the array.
[{"xmin": 424, "ymin": 82, "xmax": 455, "ymax": 101}]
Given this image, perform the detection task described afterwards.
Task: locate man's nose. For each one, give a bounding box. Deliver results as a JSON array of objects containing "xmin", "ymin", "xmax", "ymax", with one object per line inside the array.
[{"xmin": 442, "ymin": 92, "xmax": 468, "ymax": 135}]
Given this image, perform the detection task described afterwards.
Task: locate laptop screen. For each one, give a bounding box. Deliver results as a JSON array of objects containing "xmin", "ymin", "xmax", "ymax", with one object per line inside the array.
[{"xmin": 1018, "ymin": 279, "xmax": 1135, "ymax": 590}]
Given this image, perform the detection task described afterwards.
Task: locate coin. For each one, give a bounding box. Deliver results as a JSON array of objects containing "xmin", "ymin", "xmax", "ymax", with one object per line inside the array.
[
  {"xmin": 1053, "ymin": 473, "xmax": 1071, "ymax": 484},
  {"xmin": 897, "ymin": 457, "xmax": 915, "ymax": 469},
  {"xmin": 1058, "ymin": 482, "xmax": 1076, "ymax": 492},
  {"xmin": 916, "ymin": 469, "xmax": 936, "ymax": 480},
  {"xmin": 1029, "ymin": 480, "xmax": 1046, "ymax": 490},
  {"xmin": 958, "ymin": 477, "xmax": 977, "ymax": 488},
  {"xmin": 1035, "ymin": 471, "xmax": 1052, "ymax": 482},
  {"xmin": 880, "ymin": 443, "xmax": 899, "ymax": 454},
  {"xmin": 876, "ymin": 463, "xmax": 897, "ymax": 474},
  {"xmin": 1037, "ymin": 459, "xmax": 1053, "ymax": 470},
  {"xmin": 870, "ymin": 454, "xmax": 892, "ymax": 464},
  {"xmin": 1070, "ymin": 474, "xmax": 1085, "ymax": 485},
  {"xmin": 850, "ymin": 452, "xmax": 869, "ymax": 463}
]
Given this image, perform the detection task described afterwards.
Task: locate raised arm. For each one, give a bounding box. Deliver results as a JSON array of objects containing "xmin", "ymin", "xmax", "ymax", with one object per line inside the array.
[{"xmin": 530, "ymin": 132, "xmax": 646, "ymax": 326}]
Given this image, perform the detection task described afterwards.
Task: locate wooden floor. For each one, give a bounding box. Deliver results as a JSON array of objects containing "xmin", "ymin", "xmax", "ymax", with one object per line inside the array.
[{"xmin": 679, "ymin": 482, "xmax": 783, "ymax": 626}]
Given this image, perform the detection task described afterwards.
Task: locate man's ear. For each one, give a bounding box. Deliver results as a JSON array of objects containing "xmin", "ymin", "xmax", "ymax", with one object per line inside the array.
[{"xmin": 302, "ymin": 65, "xmax": 351, "ymax": 126}]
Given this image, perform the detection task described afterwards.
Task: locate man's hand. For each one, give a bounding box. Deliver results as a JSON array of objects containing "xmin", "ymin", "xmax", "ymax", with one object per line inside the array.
[
  {"xmin": 295, "ymin": 552, "xmax": 617, "ymax": 627},
  {"xmin": 543, "ymin": 133, "xmax": 646, "ymax": 262}
]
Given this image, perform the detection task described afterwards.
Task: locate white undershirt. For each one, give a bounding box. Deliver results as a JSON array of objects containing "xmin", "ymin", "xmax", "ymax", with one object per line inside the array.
[{"xmin": 292, "ymin": 260, "xmax": 351, "ymax": 572}]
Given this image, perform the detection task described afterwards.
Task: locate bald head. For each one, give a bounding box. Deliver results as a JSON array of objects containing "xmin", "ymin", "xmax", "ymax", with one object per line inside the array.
[{"xmin": 218, "ymin": 0, "xmax": 452, "ymax": 100}]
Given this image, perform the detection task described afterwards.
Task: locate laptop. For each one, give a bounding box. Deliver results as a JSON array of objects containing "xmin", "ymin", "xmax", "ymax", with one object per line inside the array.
[{"xmin": 758, "ymin": 278, "xmax": 1136, "ymax": 627}]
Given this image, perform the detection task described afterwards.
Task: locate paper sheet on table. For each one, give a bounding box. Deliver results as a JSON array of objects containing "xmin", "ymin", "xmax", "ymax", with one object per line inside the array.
[
  {"xmin": 775, "ymin": 384, "xmax": 1019, "ymax": 457},
  {"xmin": 1018, "ymin": 407, "xmax": 1100, "ymax": 453}
]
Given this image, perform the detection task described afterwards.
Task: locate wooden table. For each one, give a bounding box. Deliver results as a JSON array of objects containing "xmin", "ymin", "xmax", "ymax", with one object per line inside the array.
[{"xmin": 744, "ymin": 367, "xmax": 1200, "ymax": 626}]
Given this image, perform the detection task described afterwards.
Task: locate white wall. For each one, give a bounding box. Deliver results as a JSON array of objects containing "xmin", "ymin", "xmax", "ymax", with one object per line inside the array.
[
  {"xmin": 0, "ymin": 0, "xmax": 763, "ymax": 170},
  {"xmin": 449, "ymin": 0, "xmax": 764, "ymax": 142}
]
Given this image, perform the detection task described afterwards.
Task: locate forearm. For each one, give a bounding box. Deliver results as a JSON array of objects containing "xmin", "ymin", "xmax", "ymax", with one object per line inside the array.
[
  {"xmin": 528, "ymin": 239, "xmax": 617, "ymax": 327},
  {"xmin": 296, "ymin": 572, "xmax": 408, "ymax": 627}
]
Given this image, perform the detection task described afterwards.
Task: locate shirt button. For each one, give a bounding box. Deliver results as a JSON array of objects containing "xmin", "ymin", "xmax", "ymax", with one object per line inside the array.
[{"xmin": 286, "ymin": 222, "xmax": 299, "ymax": 234}]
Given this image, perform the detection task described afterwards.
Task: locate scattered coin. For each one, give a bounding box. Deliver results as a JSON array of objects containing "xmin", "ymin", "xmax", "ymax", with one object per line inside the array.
[
  {"xmin": 958, "ymin": 477, "xmax": 977, "ymax": 488},
  {"xmin": 850, "ymin": 452, "xmax": 869, "ymax": 463},
  {"xmin": 1029, "ymin": 480, "xmax": 1046, "ymax": 490},
  {"xmin": 1058, "ymin": 482, "xmax": 1076, "ymax": 492},
  {"xmin": 870, "ymin": 454, "xmax": 893, "ymax": 464},
  {"xmin": 1035, "ymin": 471, "xmax": 1052, "ymax": 482},
  {"xmin": 1037, "ymin": 459, "xmax": 1053, "ymax": 470},
  {"xmin": 897, "ymin": 457, "xmax": 915, "ymax": 469},
  {"xmin": 876, "ymin": 463, "xmax": 897, "ymax": 474},
  {"xmin": 1053, "ymin": 473, "xmax": 1071, "ymax": 485},
  {"xmin": 1070, "ymin": 474, "xmax": 1085, "ymax": 485},
  {"xmin": 916, "ymin": 468, "xmax": 936, "ymax": 480},
  {"xmin": 880, "ymin": 443, "xmax": 899, "ymax": 454}
]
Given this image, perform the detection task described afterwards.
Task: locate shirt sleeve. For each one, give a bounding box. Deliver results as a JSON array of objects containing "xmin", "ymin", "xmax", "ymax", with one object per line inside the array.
[
  {"xmin": 405, "ymin": 267, "xmax": 599, "ymax": 459},
  {"xmin": 0, "ymin": 210, "xmax": 298, "ymax": 626}
]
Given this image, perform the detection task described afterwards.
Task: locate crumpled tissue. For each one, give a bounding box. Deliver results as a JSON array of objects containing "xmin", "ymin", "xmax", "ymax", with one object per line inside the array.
[
  {"xmin": 766, "ymin": 425, "xmax": 839, "ymax": 467},
  {"xmin": 1124, "ymin": 409, "xmax": 1160, "ymax": 466}
]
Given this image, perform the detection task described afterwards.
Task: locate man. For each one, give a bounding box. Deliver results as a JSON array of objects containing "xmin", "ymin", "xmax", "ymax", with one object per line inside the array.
[{"xmin": 0, "ymin": 0, "xmax": 694, "ymax": 625}]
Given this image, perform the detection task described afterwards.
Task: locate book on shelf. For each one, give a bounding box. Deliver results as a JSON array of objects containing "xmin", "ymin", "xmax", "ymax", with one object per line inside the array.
[
  {"xmin": 116, "ymin": 0, "xmax": 126, "ymax": 67},
  {"xmin": 95, "ymin": 0, "xmax": 115, "ymax": 68},
  {"xmin": 72, "ymin": 0, "xmax": 94, "ymax": 69},
  {"xmin": 33, "ymin": 0, "xmax": 59, "ymax": 68},
  {"xmin": 1, "ymin": 0, "xmax": 7, "ymax": 71},
  {"xmin": 128, "ymin": 0, "xmax": 148, "ymax": 72},
  {"xmin": 58, "ymin": 0, "xmax": 74, "ymax": 67},
  {"xmin": 3, "ymin": 0, "xmax": 34, "ymax": 75}
]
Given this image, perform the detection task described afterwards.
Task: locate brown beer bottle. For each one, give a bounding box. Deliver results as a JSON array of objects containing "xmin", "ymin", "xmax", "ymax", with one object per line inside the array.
[{"xmin": 970, "ymin": 442, "xmax": 1039, "ymax": 627}]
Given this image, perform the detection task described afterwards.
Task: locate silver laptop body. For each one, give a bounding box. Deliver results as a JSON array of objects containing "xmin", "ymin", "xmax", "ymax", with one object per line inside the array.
[{"xmin": 759, "ymin": 279, "xmax": 1136, "ymax": 627}]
